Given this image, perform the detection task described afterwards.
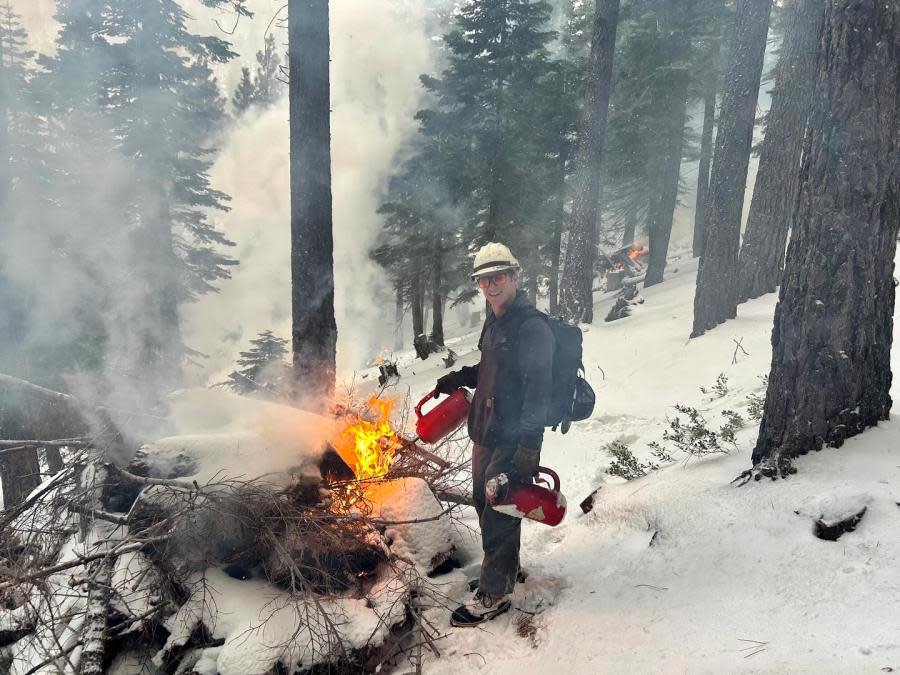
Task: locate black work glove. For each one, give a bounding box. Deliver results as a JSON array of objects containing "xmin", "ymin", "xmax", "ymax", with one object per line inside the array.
[
  {"xmin": 510, "ymin": 447, "xmax": 540, "ymax": 483},
  {"xmin": 434, "ymin": 371, "xmax": 462, "ymax": 398}
]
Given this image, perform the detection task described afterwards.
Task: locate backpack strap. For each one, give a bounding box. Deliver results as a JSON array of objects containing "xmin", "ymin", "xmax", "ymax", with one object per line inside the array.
[
  {"xmin": 478, "ymin": 305, "xmax": 545, "ymax": 351},
  {"xmin": 476, "ymin": 319, "xmax": 489, "ymax": 351}
]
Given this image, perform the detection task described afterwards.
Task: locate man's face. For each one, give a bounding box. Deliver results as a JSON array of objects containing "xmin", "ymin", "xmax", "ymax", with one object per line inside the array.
[{"xmin": 477, "ymin": 270, "xmax": 518, "ymax": 313}]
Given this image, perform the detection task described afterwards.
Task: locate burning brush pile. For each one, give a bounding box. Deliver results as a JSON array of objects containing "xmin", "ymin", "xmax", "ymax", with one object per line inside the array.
[{"xmin": 0, "ymin": 389, "xmax": 471, "ymax": 674}]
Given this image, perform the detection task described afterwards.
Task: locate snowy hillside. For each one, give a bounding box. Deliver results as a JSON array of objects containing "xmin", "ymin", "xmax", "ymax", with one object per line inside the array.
[
  {"xmin": 371, "ymin": 251, "xmax": 900, "ymax": 674},
  {"xmin": 5, "ymin": 252, "xmax": 899, "ymax": 675}
]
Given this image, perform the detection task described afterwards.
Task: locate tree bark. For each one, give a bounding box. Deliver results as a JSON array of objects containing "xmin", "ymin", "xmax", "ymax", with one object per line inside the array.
[
  {"xmin": 289, "ymin": 0, "xmax": 337, "ymax": 405},
  {"xmin": 559, "ymin": 0, "xmax": 620, "ymax": 324},
  {"xmin": 393, "ymin": 284, "xmax": 404, "ymax": 351},
  {"xmin": 430, "ymin": 236, "xmax": 444, "ymax": 346},
  {"xmin": 411, "ymin": 275, "xmax": 424, "ymax": 341},
  {"xmin": 549, "ymin": 215, "xmax": 563, "ymax": 315},
  {"xmin": 691, "ymin": 0, "xmax": 772, "ymax": 337},
  {"xmin": 622, "ymin": 217, "xmax": 636, "ymax": 247},
  {"xmin": 644, "ymin": 17, "xmax": 691, "ymax": 288},
  {"xmin": 736, "ymin": 0, "xmax": 825, "ymax": 303},
  {"xmin": 751, "ymin": 0, "xmax": 899, "ymax": 468},
  {"xmin": 548, "ymin": 77, "xmax": 572, "ymax": 316},
  {"xmin": 44, "ymin": 447, "xmax": 64, "ymax": 474},
  {"xmin": 0, "ymin": 446, "xmax": 41, "ymax": 509},
  {"xmin": 692, "ymin": 43, "xmax": 719, "ymax": 258}
]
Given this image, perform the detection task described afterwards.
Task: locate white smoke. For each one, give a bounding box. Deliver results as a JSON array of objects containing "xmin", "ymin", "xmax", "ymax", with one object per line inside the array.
[
  {"xmin": 13, "ymin": 0, "xmax": 446, "ymax": 389},
  {"xmin": 179, "ymin": 0, "xmax": 444, "ymax": 384}
]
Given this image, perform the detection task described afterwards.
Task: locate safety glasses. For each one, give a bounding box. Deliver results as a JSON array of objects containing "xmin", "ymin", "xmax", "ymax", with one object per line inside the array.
[{"xmin": 476, "ymin": 272, "xmax": 510, "ymax": 289}]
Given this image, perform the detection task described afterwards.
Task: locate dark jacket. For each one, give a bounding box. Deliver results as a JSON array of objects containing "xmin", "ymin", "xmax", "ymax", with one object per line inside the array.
[{"xmin": 455, "ymin": 292, "xmax": 554, "ymax": 450}]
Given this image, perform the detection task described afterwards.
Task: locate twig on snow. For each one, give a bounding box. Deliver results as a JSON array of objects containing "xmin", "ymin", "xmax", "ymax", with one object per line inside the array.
[{"xmin": 732, "ymin": 337, "xmax": 749, "ymax": 364}]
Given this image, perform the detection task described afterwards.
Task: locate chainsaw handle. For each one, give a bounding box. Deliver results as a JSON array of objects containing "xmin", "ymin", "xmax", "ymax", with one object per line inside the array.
[
  {"xmin": 415, "ymin": 390, "xmax": 438, "ymax": 420},
  {"xmin": 535, "ymin": 466, "xmax": 561, "ymax": 492}
]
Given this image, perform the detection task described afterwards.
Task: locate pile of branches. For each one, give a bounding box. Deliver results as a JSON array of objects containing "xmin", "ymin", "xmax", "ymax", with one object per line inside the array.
[{"xmin": 0, "ymin": 414, "xmax": 474, "ymax": 674}]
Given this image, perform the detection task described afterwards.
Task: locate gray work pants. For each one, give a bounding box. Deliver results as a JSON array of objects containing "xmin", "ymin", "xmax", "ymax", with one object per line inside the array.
[{"xmin": 472, "ymin": 444, "xmax": 521, "ymax": 597}]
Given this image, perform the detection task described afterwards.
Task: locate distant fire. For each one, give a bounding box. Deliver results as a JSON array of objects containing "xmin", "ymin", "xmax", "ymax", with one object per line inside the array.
[
  {"xmin": 627, "ymin": 243, "xmax": 650, "ymax": 261},
  {"xmin": 597, "ymin": 242, "xmax": 650, "ymax": 277}
]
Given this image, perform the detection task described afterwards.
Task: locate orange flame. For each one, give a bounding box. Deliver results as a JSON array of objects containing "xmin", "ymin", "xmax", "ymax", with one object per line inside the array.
[
  {"xmin": 628, "ymin": 244, "xmax": 650, "ymax": 260},
  {"xmin": 333, "ymin": 394, "xmax": 402, "ymax": 481}
]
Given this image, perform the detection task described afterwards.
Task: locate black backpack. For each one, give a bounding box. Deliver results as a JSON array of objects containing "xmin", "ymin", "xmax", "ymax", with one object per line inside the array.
[
  {"xmin": 541, "ymin": 314, "xmax": 595, "ymax": 433},
  {"xmin": 478, "ymin": 306, "xmax": 596, "ymax": 433}
]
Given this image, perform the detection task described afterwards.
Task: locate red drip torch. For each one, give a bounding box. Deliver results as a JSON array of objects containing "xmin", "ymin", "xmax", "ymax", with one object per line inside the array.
[
  {"xmin": 486, "ymin": 467, "xmax": 567, "ymax": 526},
  {"xmin": 414, "ymin": 388, "xmax": 472, "ymax": 445}
]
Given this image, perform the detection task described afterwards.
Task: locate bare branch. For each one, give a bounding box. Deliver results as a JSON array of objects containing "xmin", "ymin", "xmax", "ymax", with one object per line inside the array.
[{"xmin": 0, "ymin": 535, "xmax": 170, "ymax": 592}]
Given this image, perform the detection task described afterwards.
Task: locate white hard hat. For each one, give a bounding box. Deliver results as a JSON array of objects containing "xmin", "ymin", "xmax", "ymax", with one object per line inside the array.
[{"xmin": 472, "ymin": 242, "xmax": 520, "ymax": 280}]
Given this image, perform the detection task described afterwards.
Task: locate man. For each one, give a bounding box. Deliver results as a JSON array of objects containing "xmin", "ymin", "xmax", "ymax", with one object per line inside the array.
[{"xmin": 434, "ymin": 242, "xmax": 554, "ymax": 627}]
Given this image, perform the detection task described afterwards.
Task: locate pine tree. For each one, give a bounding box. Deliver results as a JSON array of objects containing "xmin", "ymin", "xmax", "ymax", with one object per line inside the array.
[
  {"xmin": 750, "ymin": 0, "xmax": 898, "ymax": 472},
  {"xmin": 691, "ymin": 0, "xmax": 772, "ymax": 337},
  {"xmin": 691, "ymin": 42, "xmax": 719, "ymax": 258},
  {"xmin": 372, "ymin": 148, "xmax": 462, "ymax": 350},
  {"xmin": 224, "ymin": 330, "xmax": 290, "ymax": 396},
  {"xmin": 558, "ymin": 0, "xmax": 620, "ymax": 323},
  {"xmin": 546, "ymin": 0, "xmax": 592, "ymax": 315},
  {"xmin": 253, "ymin": 32, "xmax": 282, "ymax": 106},
  {"xmin": 0, "ymin": 2, "xmax": 42, "ymax": 509},
  {"xmin": 641, "ymin": 0, "xmax": 694, "ymax": 287},
  {"xmin": 231, "ymin": 33, "xmax": 282, "ymax": 115},
  {"xmin": 418, "ymin": 0, "xmax": 558, "ymax": 287},
  {"xmin": 289, "ymin": 0, "xmax": 337, "ymax": 403},
  {"xmin": 6, "ymin": 0, "xmax": 241, "ymax": 406},
  {"xmin": 736, "ymin": 0, "xmax": 825, "ymax": 303},
  {"xmin": 690, "ymin": 0, "xmax": 728, "ymax": 259},
  {"xmin": 100, "ymin": 0, "xmax": 238, "ymax": 390},
  {"xmin": 232, "ymin": 66, "xmax": 256, "ymax": 113},
  {"xmin": 599, "ymin": 0, "xmax": 726, "ymax": 270}
]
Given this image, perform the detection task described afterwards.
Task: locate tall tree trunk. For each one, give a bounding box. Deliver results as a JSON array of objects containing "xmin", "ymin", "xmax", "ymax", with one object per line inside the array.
[
  {"xmin": 44, "ymin": 447, "xmax": 64, "ymax": 474},
  {"xmin": 622, "ymin": 217, "xmax": 636, "ymax": 246},
  {"xmin": 736, "ymin": 0, "xmax": 825, "ymax": 303},
  {"xmin": 289, "ymin": 0, "xmax": 337, "ymax": 405},
  {"xmin": 692, "ymin": 43, "xmax": 719, "ymax": 258},
  {"xmin": 751, "ymin": 0, "xmax": 899, "ymax": 470},
  {"xmin": 393, "ymin": 284, "xmax": 404, "ymax": 351},
  {"xmin": 130, "ymin": 200, "xmax": 183, "ymax": 394},
  {"xmin": 548, "ymin": 75, "xmax": 572, "ymax": 317},
  {"xmin": 0, "ymin": 41, "xmax": 49, "ymax": 507},
  {"xmin": 691, "ymin": 0, "xmax": 772, "ymax": 337},
  {"xmin": 549, "ymin": 216, "xmax": 563, "ymax": 315},
  {"xmin": 127, "ymin": 25, "xmax": 184, "ymax": 398},
  {"xmin": 431, "ymin": 236, "xmax": 444, "ymax": 346},
  {"xmin": 411, "ymin": 274, "xmax": 425, "ymax": 341},
  {"xmin": 559, "ymin": 0, "xmax": 620, "ymax": 324},
  {"xmin": 644, "ymin": 19, "xmax": 691, "ymax": 288},
  {"xmin": 0, "ymin": 446, "xmax": 41, "ymax": 509}
]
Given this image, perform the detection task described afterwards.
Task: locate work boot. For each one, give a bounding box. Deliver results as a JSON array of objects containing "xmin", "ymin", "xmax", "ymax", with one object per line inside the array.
[
  {"xmin": 450, "ymin": 591, "xmax": 511, "ymax": 627},
  {"xmin": 467, "ymin": 568, "xmax": 528, "ymax": 592}
]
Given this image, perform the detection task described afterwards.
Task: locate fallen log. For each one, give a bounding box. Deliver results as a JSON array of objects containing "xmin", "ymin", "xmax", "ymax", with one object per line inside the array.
[{"xmin": 0, "ymin": 438, "xmax": 89, "ymax": 449}]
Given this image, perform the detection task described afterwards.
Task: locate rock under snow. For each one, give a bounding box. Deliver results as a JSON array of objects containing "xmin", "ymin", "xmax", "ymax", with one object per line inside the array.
[
  {"xmin": 366, "ymin": 477, "xmax": 455, "ymax": 574},
  {"xmin": 155, "ymin": 566, "xmax": 409, "ymax": 675}
]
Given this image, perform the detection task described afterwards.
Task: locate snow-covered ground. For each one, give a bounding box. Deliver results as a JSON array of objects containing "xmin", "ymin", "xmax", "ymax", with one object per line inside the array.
[
  {"xmin": 7, "ymin": 249, "xmax": 900, "ymax": 674},
  {"xmin": 370, "ymin": 250, "xmax": 900, "ymax": 674}
]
